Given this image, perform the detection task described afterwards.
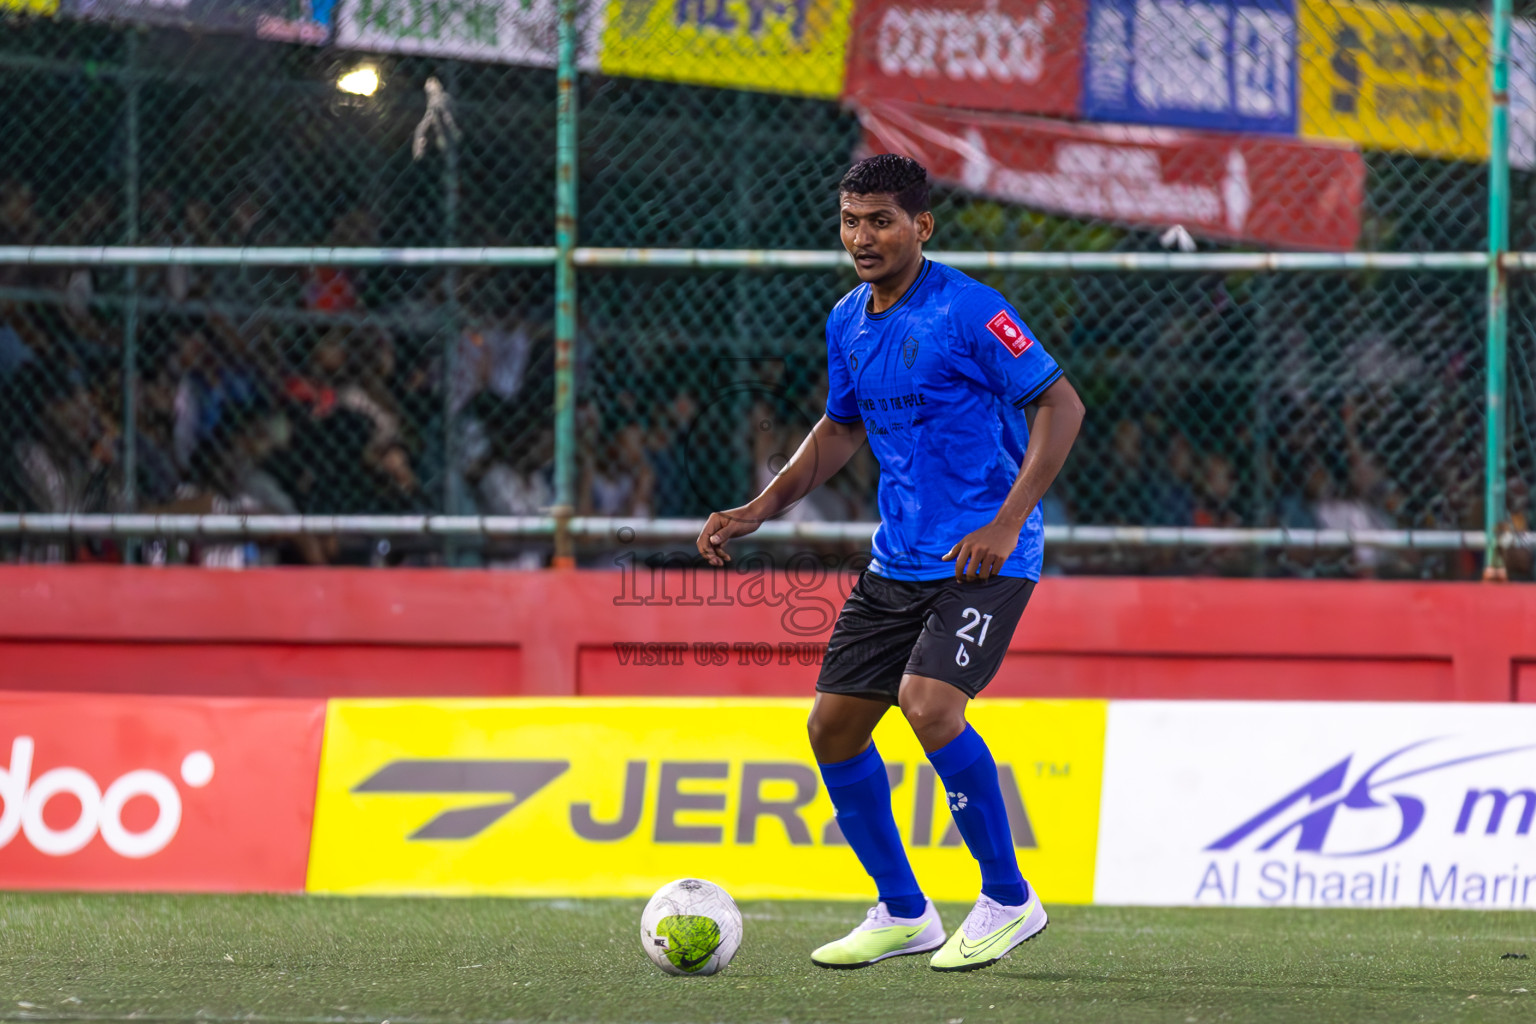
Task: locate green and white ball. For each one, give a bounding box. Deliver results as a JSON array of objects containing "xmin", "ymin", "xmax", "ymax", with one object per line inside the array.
[{"xmin": 640, "ymin": 878, "xmax": 742, "ymax": 976}]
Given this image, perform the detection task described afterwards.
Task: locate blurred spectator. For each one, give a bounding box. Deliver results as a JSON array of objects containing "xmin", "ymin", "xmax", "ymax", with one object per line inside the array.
[
  {"xmin": 647, "ymin": 391, "xmax": 698, "ymax": 517},
  {"xmin": 170, "ymin": 403, "xmax": 328, "ymax": 567},
  {"xmin": 0, "ymin": 179, "xmax": 48, "ymax": 372},
  {"xmin": 1309, "ymin": 466, "xmax": 1393, "ymax": 577},
  {"xmin": 1193, "ymin": 452, "xmax": 1240, "ymax": 528},
  {"xmin": 304, "ymin": 205, "xmax": 380, "ymax": 314},
  {"xmin": 172, "ymin": 319, "xmax": 260, "ymax": 471},
  {"xmin": 750, "ymin": 398, "xmax": 845, "ymax": 522},
  {"xmin": 375, "ymin": 441, "xmax": 428, "ymax": 514},
  {"xmin": 1148, "ymin": 431, "xmax": 1196, "ymax": 527},
  {"xmin": 132, "ymin": 367, "xmax": 184, "ymax": 508},
  {"xmin": 283, "ymin": 327, "xmax": 401, "ymax": 463},
  {"xmin": 476, "ymin": 425, "xmax": 554, "ymax": 517},
  {"xmin": 10, "ymin": 363, "xmax": 118, "ymax": 514},
  {"xmin": 473, "ymin": 424, "xmax": 554, "ymax": 569},
  {"xmin": 451, "ymin": 319, "xmax": 535, "ymax": 419},
  {"xmin": 1100, "ymin": 417, "xmax": 1149, "ymax": 524},
  {"xmin": 1507, "ymin": 476, "xmax": 1533, "ymax": 579},
  {"xmin": 583, "ymin": 422, "xmax": 654, "ymax": 517}
]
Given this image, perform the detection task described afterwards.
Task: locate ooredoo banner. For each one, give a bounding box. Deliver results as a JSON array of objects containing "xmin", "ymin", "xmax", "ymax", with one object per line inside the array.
[
  {"xmin": 1096, "ymin": 702, "xmax": 1536, "ymax": 909},
  {"xmin": 306, "ymin": 698, "xmax": 1107, "ymax": 902},
  {"xmin": 1082, "ymin": 0, "xmax": 1297, "ymax": 134},
  {"xmin": 857, "ymin": 99, "xmax": 1363, "ymax": 250},
  {"xmin": 843, "ymin": 0, "xmax": 1085, "ymax": 116},
  {"xmin": 0, "ymin": 693, "xmax": 324, "ymax": 891}
]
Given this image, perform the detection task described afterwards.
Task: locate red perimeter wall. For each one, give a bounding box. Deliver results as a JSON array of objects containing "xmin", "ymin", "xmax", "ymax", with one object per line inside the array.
[{"xmin": 2, "ymin": 567, "xmax": 1535, "ymax": 702}]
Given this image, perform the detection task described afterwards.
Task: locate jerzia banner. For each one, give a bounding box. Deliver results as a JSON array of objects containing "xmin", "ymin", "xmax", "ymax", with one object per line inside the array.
[{"xmin": 305, "ymin": 699, "xmax": 1107, "ymax": 902}]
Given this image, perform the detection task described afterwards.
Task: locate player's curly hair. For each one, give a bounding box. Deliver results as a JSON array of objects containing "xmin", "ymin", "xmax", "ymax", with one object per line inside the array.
[{"xmin": 838, "ymin": 154, "xmax": 930, "ymax": 216}]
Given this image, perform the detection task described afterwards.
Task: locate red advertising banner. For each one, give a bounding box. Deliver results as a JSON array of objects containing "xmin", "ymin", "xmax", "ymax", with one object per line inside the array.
[
  {"xmin": 0, "ymin": 693, "xmax": 324, "ymax": 891},
  {"xmin": 859, "ymin": 99, "xmax": 1364, "ymax": 250},
  {"xmin": 844, "ymin": 0, "xmax": 1085, "ymax": 116}
]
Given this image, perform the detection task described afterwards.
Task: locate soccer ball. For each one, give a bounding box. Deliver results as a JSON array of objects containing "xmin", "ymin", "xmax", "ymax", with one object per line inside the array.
[{"xmin": 640, "ymin": 878, "xmax": 742, "ymax": 976}]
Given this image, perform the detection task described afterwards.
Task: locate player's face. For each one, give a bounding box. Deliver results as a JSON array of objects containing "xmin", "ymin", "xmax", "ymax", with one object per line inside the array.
[{"xmin": 839, "ymin": 193, "xmax": 934, "ymax": 285}]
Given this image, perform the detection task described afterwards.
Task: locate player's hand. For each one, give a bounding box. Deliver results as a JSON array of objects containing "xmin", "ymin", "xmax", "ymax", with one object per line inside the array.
[
  {"xmin": 697, "ymin": 506, "xmax": 762, "ymax": 566},
  {"xmin": 942, "ymin": 519, "xmax": 1020, "ymax": 582}
]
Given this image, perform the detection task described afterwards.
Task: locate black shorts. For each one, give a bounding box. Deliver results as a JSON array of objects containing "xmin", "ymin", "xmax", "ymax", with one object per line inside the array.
[{"xmin": 815, "ymin": 571, "xmax": 1035, "ymax": 703}]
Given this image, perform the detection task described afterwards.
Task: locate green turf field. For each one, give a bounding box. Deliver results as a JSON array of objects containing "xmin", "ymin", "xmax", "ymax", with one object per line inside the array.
[{"xmin": 0, "ymin": 894, "xmax": 1533, "ymax": 1024}]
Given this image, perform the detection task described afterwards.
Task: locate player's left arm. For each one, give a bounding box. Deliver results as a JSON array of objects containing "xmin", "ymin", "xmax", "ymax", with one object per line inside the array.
[
  {"xmin": 945, "ymin": 376, "xmax": 1084, "ymax": 580},
  {"xmin": 942, "ymin": 297, "xmax": 1085, "ymax": 581}
]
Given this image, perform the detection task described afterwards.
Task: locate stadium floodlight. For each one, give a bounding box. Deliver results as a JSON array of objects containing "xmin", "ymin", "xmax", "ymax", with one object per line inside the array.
[{"xmin": 337, "ymin": 67, "xmax": 380, "ymax": 97}]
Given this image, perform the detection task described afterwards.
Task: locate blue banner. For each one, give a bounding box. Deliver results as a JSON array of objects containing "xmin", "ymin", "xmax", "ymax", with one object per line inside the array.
[{"xmin": 1082, "ymin": 0, "xmax": 1297, "ymax": 134}]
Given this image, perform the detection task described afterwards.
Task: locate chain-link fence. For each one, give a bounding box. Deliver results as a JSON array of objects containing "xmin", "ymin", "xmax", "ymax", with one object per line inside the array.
[{"xmin": 0, "ymin": 0, "xmax": 1527, "ymax": 577}]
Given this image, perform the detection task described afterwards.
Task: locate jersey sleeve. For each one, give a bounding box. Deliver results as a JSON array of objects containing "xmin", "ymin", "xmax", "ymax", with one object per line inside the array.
[
  {"xmin": 824, "ymin": 310, "xmax": 861, "ymax": 424},
  {"xmin": 950, "ymin": 290, "xmax": 1063, "ymax": 411}
]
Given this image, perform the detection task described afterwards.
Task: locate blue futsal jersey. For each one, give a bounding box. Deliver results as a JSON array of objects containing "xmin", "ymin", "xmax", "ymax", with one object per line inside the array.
[{"xmin": 824, "ymin": 259, "xmax": 1063, "ymax": 581}]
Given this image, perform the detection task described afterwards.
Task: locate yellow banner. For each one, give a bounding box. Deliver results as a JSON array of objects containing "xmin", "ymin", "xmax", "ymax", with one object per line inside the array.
[
  {"xmin": 1299, "ymin": 0, "xmax": 1489, "ymax": 162},
  {"xmin": 307, "ymin": 698, "xmax": 1107, "ymax": 904},
  {"xmin": 2, "ymin": 0, "xmax": 59, "ymax": 13},
  {"xmin": 598, "ymin": 0, "xmax": 852, "ymax": 99}
]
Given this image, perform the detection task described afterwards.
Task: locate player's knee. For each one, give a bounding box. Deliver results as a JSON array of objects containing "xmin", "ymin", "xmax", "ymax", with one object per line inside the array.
[
  {"xmin": 902, "ymin": 701, "xmax": 964, "ymax": 750},
  {"xmin": 806, "ymin": 711, "xmax": 837, "ymax": 761},
  {"xmin": 807, "ymin": 710, "xmax": 863, "ymax": 763}
]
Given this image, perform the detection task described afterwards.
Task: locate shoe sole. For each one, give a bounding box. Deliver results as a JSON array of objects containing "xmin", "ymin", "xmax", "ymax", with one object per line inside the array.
[
  {"xmin": 812, "ymin": 938, "xmax": 946, "ymax": 970},
  {"xmin": 930, "ymin": 916, "xmax": 1048, "ymax": 973}
]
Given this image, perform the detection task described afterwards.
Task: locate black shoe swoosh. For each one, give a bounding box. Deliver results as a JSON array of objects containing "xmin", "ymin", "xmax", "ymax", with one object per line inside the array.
[{"xmin": 957, "ymin": 924, "xmax": 1020, "ymax": 961}]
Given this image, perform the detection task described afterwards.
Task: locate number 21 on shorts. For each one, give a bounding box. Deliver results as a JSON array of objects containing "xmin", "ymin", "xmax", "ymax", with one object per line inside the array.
[{"xmin": 954, "ymin": 607, "xmax": 992, "ymax": 667}]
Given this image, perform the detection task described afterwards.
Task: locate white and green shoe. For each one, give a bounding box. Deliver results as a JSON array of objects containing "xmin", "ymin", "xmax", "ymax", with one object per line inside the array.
[
  {"xmin": 810, "ymin": 900, "xmax": 946, "ymax": 969},
  {"xmin": 929, "ymin": 891, "xmax": 1048, "ymax": 972}
]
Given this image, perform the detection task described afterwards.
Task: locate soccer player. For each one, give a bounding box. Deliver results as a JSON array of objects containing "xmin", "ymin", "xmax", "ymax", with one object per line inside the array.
[{"xmin": 696, "ymin": 154, "xmax": 1084, "ymax": 972}]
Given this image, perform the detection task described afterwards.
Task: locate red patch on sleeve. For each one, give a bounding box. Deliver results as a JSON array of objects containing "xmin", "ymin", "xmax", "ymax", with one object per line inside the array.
[{"xmin": 986, "ymin": 310, "xmax": 1033, "ymax": 357}]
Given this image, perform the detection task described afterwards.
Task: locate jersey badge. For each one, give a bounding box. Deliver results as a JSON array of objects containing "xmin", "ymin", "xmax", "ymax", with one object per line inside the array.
[
  {"xmin": 986, "ymin": 310, "xmax": 1033, "ymax": 357},
  {"xmin": 902, "ymin": 335, "xmax": 920, "ymax": 368}
]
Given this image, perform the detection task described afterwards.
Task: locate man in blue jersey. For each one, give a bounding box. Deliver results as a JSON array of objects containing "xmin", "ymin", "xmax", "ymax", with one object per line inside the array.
[{"xmin": 696, "ymin": 154, "xmax": 1083, "ymax": 972}]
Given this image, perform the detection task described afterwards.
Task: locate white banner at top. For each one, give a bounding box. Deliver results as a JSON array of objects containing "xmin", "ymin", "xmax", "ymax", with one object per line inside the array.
[
  {"xmin": 1096, "ymin": 701, "xmax": 1536, "ymax": 910},
  {"xmin": 335, "ymin": 0, "xmax": 603, "ymax": 68}
]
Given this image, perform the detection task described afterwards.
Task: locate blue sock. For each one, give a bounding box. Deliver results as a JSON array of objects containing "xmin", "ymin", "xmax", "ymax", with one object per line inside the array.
[
  {"xmin": 928, "ymin": 724, "xmax": 1028, "ymax": 907},
  {"xmin": 819, "ymin": 743, "xmax": 927, "ymax": 919}
]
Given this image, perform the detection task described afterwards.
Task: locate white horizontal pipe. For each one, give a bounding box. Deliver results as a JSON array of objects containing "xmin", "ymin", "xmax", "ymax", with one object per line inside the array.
[
  {"xmin": 0, "ymin": 246, "xmax": 560, "ymax": 267},
  {"xmin": 0, "ymin": 514, "xmax": 1515, "ymax": 550},
  {"xmin": 0, "ymin": 246, "xmax": 1510, "ymax": 272}
]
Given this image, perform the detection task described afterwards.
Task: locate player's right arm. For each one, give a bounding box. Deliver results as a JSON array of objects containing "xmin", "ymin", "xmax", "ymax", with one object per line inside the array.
[{"xmin": 697, "ymin": 414, "xmax": 866, "ymax": 566}]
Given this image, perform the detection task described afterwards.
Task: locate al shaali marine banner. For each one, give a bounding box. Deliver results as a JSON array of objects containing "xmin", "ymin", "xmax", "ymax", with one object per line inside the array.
[
  {"xmin": 599, "ymin": 0, "xmax": 854, "ymax": 99},
  {"xmin": 1298, "ymin": 0, "xmax": 1488, "ymax": 162},
  {"xmin": 306, "ymin": 698, "xmax": 1107, "ymax": 903},
  {"xmin": 336, "ymin": 0, "xmax": 603, "ymax": 68},
  {"xmin": 1096, "ymin": 702, "xmax": 1536, "ymax": 909}
]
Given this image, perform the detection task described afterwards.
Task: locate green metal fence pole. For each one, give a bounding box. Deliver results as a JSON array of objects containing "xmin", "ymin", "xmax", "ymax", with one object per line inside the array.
[
  {"xmin": 1486, "ymin": 0, "xmax": 1512, "ymax": 578},
  {"xmin": 121, "ymin": 29, "xmax": 141, "ymax": 563},
  {"xmin": 551, "ymin": 0, "xmax": 579, "ymax": 568},
  {"xmin": 442, "ymin": 63, "xmax": 463, "ymax": 565}
]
